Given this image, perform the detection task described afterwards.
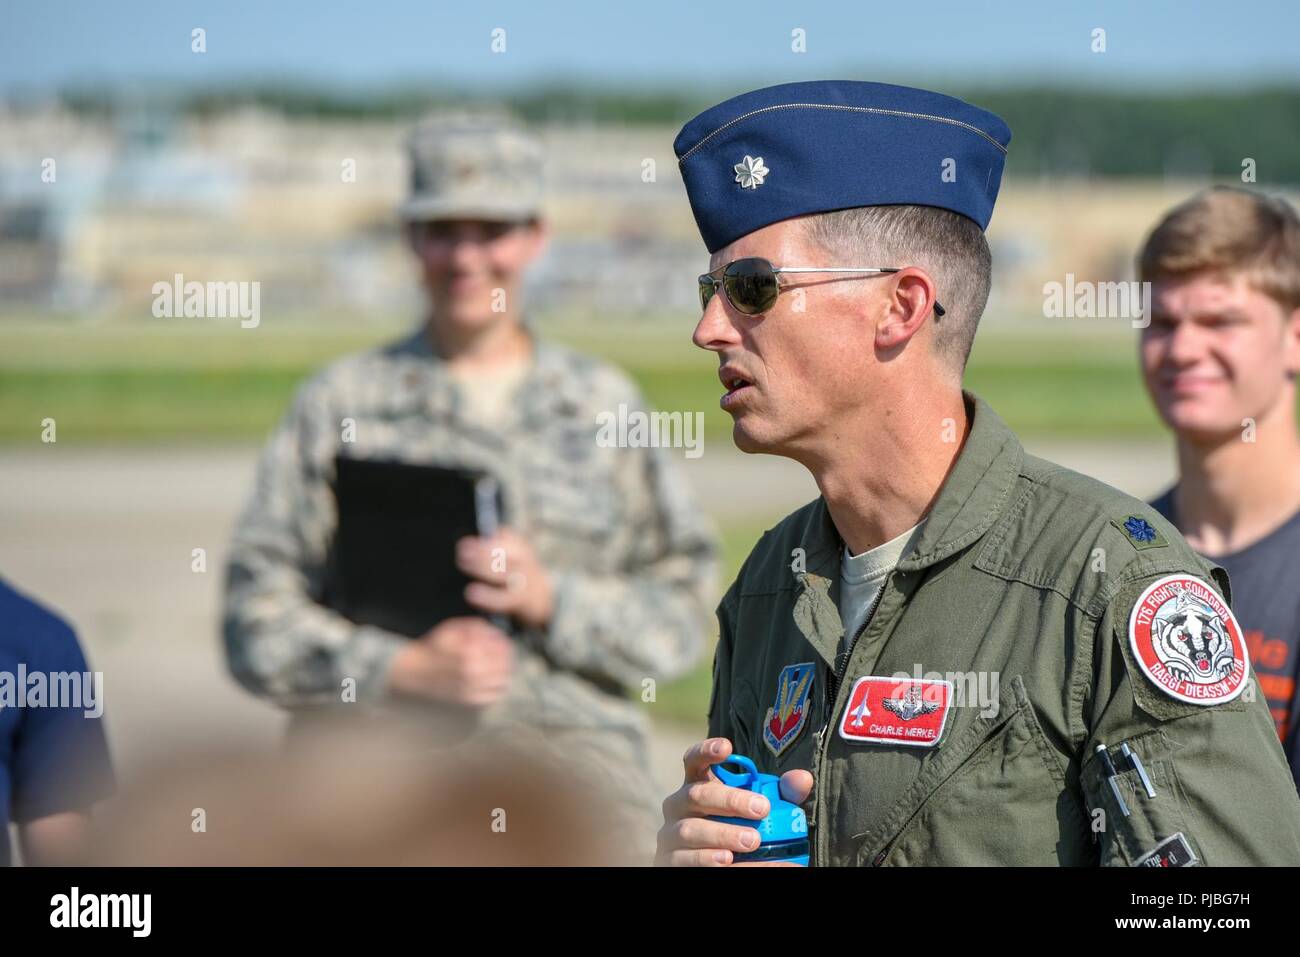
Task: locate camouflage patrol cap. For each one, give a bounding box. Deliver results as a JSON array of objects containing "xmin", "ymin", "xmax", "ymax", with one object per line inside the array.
[{"xmin": 402, "ymin": 109, "xmax": 544, "ymax": 222}]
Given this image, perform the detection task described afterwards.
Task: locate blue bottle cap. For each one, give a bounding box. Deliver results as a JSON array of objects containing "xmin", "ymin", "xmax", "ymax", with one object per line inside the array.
[{"xmin": 707, "ymin": 754, "xmax": 809, "ymax": 865}]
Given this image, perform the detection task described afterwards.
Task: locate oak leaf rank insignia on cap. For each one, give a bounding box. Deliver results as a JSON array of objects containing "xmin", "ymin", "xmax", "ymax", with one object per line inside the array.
[
  {"xmin": 674, "ymin": 80, "xmax": 1012, "ymax": 253},
  {"xmin": 734, "ymin": 155, "xmax": 769, "ymax": 189}
]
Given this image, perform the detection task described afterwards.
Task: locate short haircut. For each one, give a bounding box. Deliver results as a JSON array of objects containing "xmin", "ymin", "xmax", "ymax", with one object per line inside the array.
[
  {"xmin": 801, "ymin": 205, "xmax": 992, "ymax": 371},
  {"xmin": 1137, "ymin": 186, "xmax": 1300, "ymax": 313}
]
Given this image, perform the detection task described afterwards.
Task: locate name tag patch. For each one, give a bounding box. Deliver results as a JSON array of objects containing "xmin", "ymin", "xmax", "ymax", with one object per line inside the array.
[{"xmin": 838, "ymin": 676, "xmax": 953, "ymax": 747}]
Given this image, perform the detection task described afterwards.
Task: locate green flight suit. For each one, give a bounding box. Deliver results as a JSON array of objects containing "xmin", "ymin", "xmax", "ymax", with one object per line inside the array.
[{"xmin": 709, "ymin": 391, "xmax": 1300, "ymax": 866}]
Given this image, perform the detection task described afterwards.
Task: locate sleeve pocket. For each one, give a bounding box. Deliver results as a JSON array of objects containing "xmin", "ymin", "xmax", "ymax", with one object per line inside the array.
[{"xmin": 1081, "ymin": 736, "xmax": 1203, "ymax": 866}]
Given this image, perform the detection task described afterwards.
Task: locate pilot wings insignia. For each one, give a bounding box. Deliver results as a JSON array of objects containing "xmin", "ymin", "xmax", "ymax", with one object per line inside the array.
[{"xmin": 882, "ymin": 684, "xmax": 941, "ymax": 722}]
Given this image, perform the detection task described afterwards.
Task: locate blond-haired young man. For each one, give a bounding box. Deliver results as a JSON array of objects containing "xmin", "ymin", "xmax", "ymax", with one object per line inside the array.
[{"xmin": 1139, "ymin": 186, "xmax": 1300, "ymax": 786}]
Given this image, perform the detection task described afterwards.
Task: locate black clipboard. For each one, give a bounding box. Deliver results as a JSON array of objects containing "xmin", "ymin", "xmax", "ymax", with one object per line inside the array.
[{"xmin": 324, "ymin": 456, "xmax": 504, "ymax": 638}]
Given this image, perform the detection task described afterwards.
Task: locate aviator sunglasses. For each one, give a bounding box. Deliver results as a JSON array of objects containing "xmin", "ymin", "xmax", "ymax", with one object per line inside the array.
[{"xmin": 698, "ymin": 257, "xmax": 946, "ymax": 318}]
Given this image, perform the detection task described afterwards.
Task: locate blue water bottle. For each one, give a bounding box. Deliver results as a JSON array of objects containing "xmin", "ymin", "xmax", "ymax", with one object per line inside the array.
[{"xmin": 708, "ymin": 754, "xmax": 809, "ymax": 865}]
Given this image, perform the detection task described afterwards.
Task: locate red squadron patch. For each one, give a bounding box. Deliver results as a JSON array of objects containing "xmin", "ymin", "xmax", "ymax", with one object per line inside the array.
[{"xmin": 1128, "ymin": 574, "xmax": 1250, "ymax": 706}]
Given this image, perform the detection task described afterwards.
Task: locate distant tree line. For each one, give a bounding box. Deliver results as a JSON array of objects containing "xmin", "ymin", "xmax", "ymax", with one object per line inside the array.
[{"xmin": 47, "ymin": 82, "xmax": 1300, "ymax": 183}]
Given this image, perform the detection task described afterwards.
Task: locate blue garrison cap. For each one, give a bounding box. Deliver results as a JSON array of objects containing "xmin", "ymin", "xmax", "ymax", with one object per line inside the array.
[{"xmin": 674, "ymin": 80, "xmax": 1012, "ymax": 253}]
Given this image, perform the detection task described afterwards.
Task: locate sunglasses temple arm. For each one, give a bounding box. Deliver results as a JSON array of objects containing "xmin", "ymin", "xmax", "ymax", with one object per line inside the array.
[
  {"xmin": 770, "ymin": 267, "xmax": 900, "ymax": 274},
  {"xmin": 774, "ymin": 267, "xmax": 943, "ymax": 315}
]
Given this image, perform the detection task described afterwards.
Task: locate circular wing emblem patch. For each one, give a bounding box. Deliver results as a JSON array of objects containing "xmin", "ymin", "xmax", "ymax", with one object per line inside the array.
[{"xmin": 1128, "ymin": 574, "xmax": 1249, "ymax": 706}]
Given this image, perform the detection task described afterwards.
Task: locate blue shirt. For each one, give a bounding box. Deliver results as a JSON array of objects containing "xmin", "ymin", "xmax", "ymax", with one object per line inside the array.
[{"xmin": 0, "ymin": 578, "xmax": 115, "ymax": 866}]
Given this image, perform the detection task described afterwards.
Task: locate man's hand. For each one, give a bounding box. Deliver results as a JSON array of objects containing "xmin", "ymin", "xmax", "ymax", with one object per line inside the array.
[
  {"xmin": 655, "ymin": 737, "xmax": 815, "ymax": 866},
  {"xmin": 387, "ymin": 617, "xmax": 514, "ymax": 707},
  {"xmin": 456, "ymin": 528, "xmax": 554, "ymax": 630}
]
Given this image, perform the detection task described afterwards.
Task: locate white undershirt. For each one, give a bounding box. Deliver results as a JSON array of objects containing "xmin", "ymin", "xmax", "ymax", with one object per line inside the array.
[{"xmin": 838, "ymin": 519, "xmax": 926, "ymax": 654}]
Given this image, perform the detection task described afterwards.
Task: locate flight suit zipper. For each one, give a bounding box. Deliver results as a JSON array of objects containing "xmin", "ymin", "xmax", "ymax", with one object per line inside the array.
[
  {"xmin": 810, "ymin": 581, "xmax": 887, "ymax": 865},
  {"xmin": 824, "ymin": 586, "xmax": 882, "ymax": 725}
]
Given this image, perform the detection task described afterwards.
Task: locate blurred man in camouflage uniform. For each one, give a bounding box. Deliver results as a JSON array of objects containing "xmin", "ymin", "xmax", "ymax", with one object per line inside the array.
[{"xmin": 222, "ymin": 111, "xmax": 718, "ymax": 863}]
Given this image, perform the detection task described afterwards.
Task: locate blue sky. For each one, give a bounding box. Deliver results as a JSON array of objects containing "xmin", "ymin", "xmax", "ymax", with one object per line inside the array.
[{"xmin": 2, "ymin": 0, "xmax": 1298, "ymax": 95}]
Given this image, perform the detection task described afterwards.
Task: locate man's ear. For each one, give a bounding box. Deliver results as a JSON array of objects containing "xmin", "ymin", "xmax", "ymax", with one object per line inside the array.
[
  {"xmin": 875, "ymin": 267, "xmax": 939, "ymax": 353},
  {"xmin": 1284, "ymin": 305, "xmax": 1300, "ymax": 376}
]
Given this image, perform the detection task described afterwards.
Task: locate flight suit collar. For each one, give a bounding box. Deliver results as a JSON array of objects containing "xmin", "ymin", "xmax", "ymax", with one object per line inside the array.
[
  {"xmin": 897, "ymin": 390, "xmax": 1024, "ymax": 573},
  {"xmin": 790, "ymin": 391, "xmax": 1023, "ymax": 664},
  {"xmin": 793, "ymin": 390, "xmax": 1023, "ymax": 573}
]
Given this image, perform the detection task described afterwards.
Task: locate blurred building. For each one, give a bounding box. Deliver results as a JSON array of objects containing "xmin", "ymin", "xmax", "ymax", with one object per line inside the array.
[
  {"xmin": 2, "ymin": 97, "xmax": 1297, "ymax": 323},
  {"xmin": 0, "ymin": 100, "xmax": 703, "ymax": 319}
]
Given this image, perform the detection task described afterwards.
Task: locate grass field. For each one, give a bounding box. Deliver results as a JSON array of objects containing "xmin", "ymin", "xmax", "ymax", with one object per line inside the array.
[
  {"xmin": 0, "ymin": 311, "xmax": 1169, "ymax": 445},
  {"xmin": 0, "ymin": 311, "xmax": 1170, "ymax": 725}
]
